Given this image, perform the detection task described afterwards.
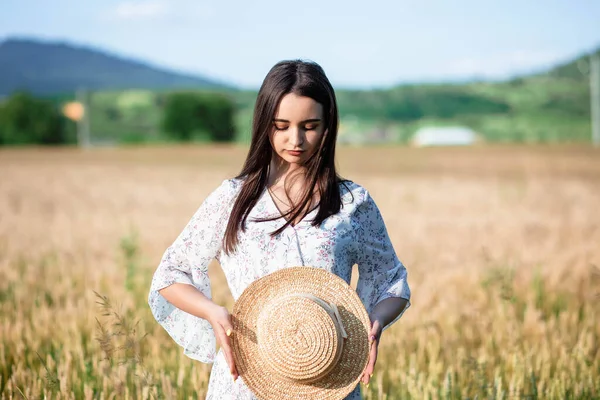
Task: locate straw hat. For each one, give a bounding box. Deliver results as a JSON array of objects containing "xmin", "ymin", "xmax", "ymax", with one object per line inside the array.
[{"xmin": 231, "ymin": 266, "xmax": 371, "ymax": 400}]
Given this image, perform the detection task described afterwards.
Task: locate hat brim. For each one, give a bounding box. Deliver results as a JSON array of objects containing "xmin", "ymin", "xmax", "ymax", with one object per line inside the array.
[{"xmin": 232, "ymin": 266, "xmax": 371, "ymax": 400}]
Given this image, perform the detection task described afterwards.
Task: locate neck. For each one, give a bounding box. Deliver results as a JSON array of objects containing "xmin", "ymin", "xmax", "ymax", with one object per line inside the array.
[{"xmin": 268, "ymin": 157, "xmax": 305, "ymax": 188}]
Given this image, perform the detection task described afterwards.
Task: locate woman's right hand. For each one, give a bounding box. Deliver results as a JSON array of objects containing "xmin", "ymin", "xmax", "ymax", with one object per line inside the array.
[
  {"xmin": 157, "ymin": 284, "xmax": 239, "ymax": 380},
  {"xmin": 208, "ymin": 304, "xmax": 238, "ymax": 380}
]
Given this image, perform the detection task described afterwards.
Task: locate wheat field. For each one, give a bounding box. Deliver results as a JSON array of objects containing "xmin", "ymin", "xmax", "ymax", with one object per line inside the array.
[{"xmin": 0, "ymin": 144, "xmax": 599, "ymax": 399}]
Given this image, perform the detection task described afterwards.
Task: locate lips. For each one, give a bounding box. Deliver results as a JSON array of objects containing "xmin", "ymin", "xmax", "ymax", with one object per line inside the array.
[{"xmin": 287, "ymin": 150, "xmax": 304, "ymax": 156}]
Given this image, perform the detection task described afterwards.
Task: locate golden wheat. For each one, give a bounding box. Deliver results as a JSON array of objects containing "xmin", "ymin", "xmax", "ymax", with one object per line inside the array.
[{"xmin": 0, "ymin": 144, "xmax": 598, "ymax": 399}]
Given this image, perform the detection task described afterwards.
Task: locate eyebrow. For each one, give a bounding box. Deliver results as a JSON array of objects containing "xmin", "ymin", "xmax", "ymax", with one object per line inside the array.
[{"xmin": 273, "ymin": 118, "xmax": 322, "ymax": 123}]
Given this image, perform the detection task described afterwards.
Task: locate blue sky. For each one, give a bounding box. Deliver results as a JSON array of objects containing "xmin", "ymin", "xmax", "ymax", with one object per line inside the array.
[{"xmin": 1, "ymin": 0, "xmax": 599, "ymax": 89}]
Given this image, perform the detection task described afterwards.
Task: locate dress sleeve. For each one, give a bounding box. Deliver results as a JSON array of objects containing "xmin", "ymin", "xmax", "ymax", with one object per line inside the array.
[
  {"xmin": 148, "ymin": 179, "xmax": 238, "ymax": 363},
  {"xmin": 354, "ymin": 189, "xmax": 411, "ymax": 331}
]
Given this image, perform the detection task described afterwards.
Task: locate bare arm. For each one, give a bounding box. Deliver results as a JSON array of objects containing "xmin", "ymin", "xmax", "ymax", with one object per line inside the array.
[
  {"xmin": 159, "ymin": 284, "xmax": 239, "ymax": 380},
  {"xmin": 159, "ymin": 283, "xmax": 219, "ymax": 320}
]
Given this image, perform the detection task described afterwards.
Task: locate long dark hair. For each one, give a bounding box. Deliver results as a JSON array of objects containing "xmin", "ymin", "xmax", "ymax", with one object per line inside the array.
[{"xmin": 223, "ymin": 59, "xmax": 348, "ymax": 255}]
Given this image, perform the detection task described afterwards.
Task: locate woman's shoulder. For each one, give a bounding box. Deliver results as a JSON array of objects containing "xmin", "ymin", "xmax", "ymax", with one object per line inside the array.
[
  {"xmin": 205, "ymin": 177, "xmax": 245, "ymax": 203},
  {"xmin": 337, "ymin": 178, "xmax": 371, "ymax": 207},
  {"xmin": 222, "ymin": 176, "xmax": 245, "ymax": 191}
]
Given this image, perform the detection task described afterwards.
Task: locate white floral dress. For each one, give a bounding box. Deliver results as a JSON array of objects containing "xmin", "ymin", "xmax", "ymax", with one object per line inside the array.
[{"xmin": 148, "ymin": 178, "xmax": 411, "ymax": 399}]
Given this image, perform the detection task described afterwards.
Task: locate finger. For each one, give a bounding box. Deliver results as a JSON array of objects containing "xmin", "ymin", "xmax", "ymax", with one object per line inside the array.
[
  {"xmin": 362, "ymin": 339, "xmax": 378, "ymax": 385},
  {"xmin": 215, "ymin": 328, "xmax": 238, "ymax": 379},
  {"xmin": 224, "ymin": 314, "xmax": 239, "ymax": 380},
  {"xmin": 222, "ymin": 314, "xmax": 234, "ymax": 338},
  {"xmin": 368, "ymin": 322, "xmax": 380, "ymax": 342},
  {"xmin": 222, "ymin": 340, "xmax": 239, "ymax": 379},
  {"xmin": 362, "ymin": 323, "xmax": 380, "ymax": 385},
  {"xmin": 361, "ymin": 371, "xmax": 370, "ymax": 386},
  {"xmin": 220, "ymin": 322, "xmax": 239, "ymax": 378},
  {"xmin": 361, "ymin": 336, "xmax": 374, "ymax": 385}
]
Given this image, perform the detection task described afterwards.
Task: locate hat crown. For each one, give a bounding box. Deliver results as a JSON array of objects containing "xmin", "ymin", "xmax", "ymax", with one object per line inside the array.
[
  {"xmin": 256, "ymin": 293, "xmax": 346, "ymax": 383},
  {"xmin": 232, "ymin": 266, "xmax": 372, "ymax": 399}
]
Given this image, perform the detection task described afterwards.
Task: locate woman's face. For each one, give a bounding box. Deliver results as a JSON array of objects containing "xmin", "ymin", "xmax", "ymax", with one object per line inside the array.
[{"xmin": 270, "ymin": 93, "xmax": 325, "ymax": 166}]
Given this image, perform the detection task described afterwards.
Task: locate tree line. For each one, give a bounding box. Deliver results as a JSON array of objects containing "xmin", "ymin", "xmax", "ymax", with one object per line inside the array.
[{"xmin": 0, "ymin": 91, "xmax": 237, "ymax": 146}]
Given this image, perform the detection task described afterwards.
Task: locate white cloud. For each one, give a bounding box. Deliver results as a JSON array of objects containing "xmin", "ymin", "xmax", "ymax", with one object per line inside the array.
[
  {"xmin": 111, "ymin": 1, "xmax": 168, "ymax": 21},
  {"xmin": 104, "ymin": 1, "xmax": 216, "ymax": 22},
  {"xmin": 446, "ymin": 50, "xmax": 565, "ymax": 78}
]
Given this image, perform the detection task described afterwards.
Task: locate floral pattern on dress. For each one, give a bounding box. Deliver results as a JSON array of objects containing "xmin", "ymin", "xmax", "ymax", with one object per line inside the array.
[{"xmin": 148, "ymin": 178, "xmax": 411, "ymax": 399}]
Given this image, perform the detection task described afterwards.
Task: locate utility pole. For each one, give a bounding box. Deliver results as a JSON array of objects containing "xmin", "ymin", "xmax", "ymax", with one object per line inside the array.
[
  {"xmin": 591, "ymin": 52, "xmax": 600, "ymax": 147},
  {"xmin": 76, "ymin": 87, "xmax": 91, "ymax": 148}
]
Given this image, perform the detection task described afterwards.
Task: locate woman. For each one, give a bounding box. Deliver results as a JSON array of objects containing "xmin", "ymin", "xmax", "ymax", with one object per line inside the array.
[{"xmin": 148, "ymin": 60, "xmax": 411, "ymax": 399}]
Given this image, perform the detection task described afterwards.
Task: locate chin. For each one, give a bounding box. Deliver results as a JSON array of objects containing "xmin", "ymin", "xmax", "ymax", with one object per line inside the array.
[
  {"xmin": 283, "ymin": 158, "xmax": 304, "ymax": 166},
  {"xmin": 277, "ymin": 153, "xmax": 304, "ymax": 165}
]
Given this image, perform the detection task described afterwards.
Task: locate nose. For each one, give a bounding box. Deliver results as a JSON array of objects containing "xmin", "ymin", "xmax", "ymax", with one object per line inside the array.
[{"xmin": 288, "ymin": 126, "xmax": 305, "ymax": 147}]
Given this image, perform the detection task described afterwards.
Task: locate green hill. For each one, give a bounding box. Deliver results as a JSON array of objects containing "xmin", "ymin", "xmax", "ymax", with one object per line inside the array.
[
  {"xmin": 0, "ymin": 37, "xmax": 233, "ymax": 96},
  {"xmin": 1, "ymin": 36, "xmax": 597, "ymax": 144},
  {"xmin": 236, "ymin": 49, "xmax": 597, "ymax": 143},
  {"xmin": 539, "ymin": 47, "xmax": 600, "ymax": 80}
]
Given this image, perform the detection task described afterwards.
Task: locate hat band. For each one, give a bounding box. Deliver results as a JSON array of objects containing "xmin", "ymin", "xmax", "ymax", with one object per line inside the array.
[{"xmin": 288, "ymin": 293, "xmax": 348, "ymax": 340}]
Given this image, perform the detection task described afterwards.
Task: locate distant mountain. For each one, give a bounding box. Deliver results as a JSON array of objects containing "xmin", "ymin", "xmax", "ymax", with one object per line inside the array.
[{"xmin": 0, "ymin": 37, "xmax": 233, "ymax": 95}]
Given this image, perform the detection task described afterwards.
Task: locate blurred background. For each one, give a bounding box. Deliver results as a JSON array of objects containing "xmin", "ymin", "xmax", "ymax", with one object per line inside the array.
[{"xmin": 1, "ymin": 1, "xmax": 600, "ymax": 399}]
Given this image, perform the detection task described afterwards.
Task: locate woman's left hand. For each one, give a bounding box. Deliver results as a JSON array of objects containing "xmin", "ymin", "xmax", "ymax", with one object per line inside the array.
[{"xmin": 361, "ymin": 318, "xmax": 383, "ymax": 385}]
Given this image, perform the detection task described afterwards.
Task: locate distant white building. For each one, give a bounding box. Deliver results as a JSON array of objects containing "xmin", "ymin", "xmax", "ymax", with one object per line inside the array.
[{"xmin": 411, "ymin": 126, "xmax": 479, "ymax": 147}]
